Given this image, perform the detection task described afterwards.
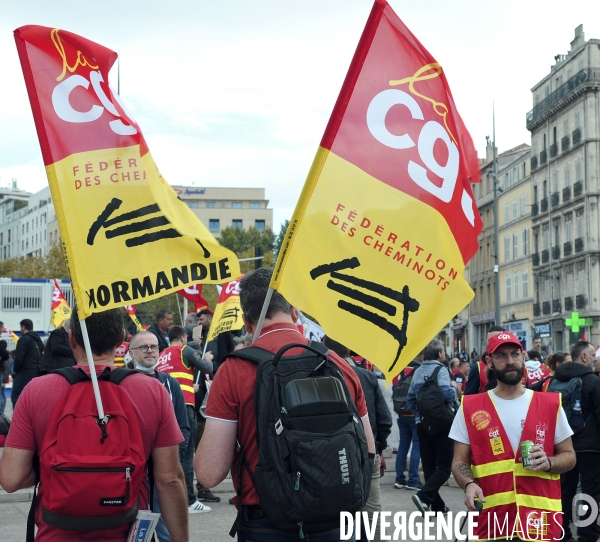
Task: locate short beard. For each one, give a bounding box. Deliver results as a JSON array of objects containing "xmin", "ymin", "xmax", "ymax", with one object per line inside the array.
[{"xmin": 492, "ymin": 362, "xmax": 524, "ymax": 386}]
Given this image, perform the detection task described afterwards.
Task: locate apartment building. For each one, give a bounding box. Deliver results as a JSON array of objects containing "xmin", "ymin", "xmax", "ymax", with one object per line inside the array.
[{"xmin": 528, "ymin": 25, "xmax": 600, "ymax": 351}]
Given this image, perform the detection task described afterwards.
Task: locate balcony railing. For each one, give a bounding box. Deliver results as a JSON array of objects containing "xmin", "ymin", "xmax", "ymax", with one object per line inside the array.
[
  {"xmin": 532, "ymin": 202, "xmax": 539, "ymax": 216},
  {"xmin": 565, "ymin": 296, "xmax": 574, "ymax": 312},
  {"xmin": 533, "ymin": 303, "xmax": 541, "ymax": 317},
  {"xmin": 575, "ymin": 237, "xmax": 584, "ymax": 253},
  {"xmin": 543, "ymin": 301, "xmax": 551, "ymax": 315},
  {"xmin": 551, "ymin": 192, "xmax": 560, "ymax": 207},
  {"xmin": 542, "ymin": 249, "xmax": 549, "ymax": 263},
  {"xmin": 533, "ymin": 253, "xmax": 540, "ymax": 266},
  {"xmin": 526, "ymin": 69, "xmax": 600, "ymax": 130},
  {"xmin": 550, "ymin": 143, "xmax": 558, "ymax": 158},
  {"xmin": 564, "ymin": 241, "xmax": 572, "ymax": 257},
  {"xmin": 573, "ymin": 128, "xmax": 582, "ymax": 145},
  {"xmin": 531, "ymin": 156, "xmax": 538, "ymax": 170},
  {"xmin": 540, "ymin": 150, "xmax": 548, "ymax": 165},
  {"xmin": 541, "ymin": 197, "xmax": 548, "ymax": 212},
  {"xmin": 576, "ymin": 294, "xmax": 586, "ymax": 309},
  {"xmin": 563, "ymin": 186, "xmax": 571, "ymax": 202},
  {"xmin": 552, "ymin": 299, "xmax": 561, "ymax": 313},
  {"xmin": 561, "ymin": 135, "xmax": 570, "ymax": 152},
  {"xmin": 574, "ymin": 181, "xmax": 583, "ymax": 197},
  {"xmin": 552, "ymin": 246, "xmax": 561, "ymax": 260}
]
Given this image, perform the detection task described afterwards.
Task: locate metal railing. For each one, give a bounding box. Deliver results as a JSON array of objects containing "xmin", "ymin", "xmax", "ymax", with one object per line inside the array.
[{"xmin": 527, "ymin": 69, "xmax": 600, "ymax": 129}]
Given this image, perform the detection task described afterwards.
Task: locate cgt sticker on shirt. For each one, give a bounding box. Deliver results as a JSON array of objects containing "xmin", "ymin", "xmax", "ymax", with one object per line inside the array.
[
  {"xmin": 471, "ymin": 410, "xmax": 492, "ymax": 430},
  {"xmin": 490, "ymin": 436, "xmax": 505, "ymax": 456}
]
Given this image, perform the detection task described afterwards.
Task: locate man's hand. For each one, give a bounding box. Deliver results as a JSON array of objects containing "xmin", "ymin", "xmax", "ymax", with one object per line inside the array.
[
  {"xmin": 380, "ymin": 455, "xmax": 386, "ymax": 477},
  {"xmin": 528, "ymin": 445, "xmax": 551, "ymax": 471},
  {"xmin": 203, "ymin": 351, "xmax": 214, "ymax": 362},
  {"xmin": 464, "ymin": 482, "xmax": 486, "ymax": 511},
  {"xmin": 193, "ymin": 383, "xmax": 199, "ymax": 393}
]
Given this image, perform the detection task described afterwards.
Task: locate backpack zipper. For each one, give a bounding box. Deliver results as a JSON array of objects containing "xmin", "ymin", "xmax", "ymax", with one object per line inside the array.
[
  {"xmin": 52, "ymin": 466, "xmax": 135, "ymax": 473},
  {"xmin": 294, "ymin": 471, "xmax": 301, "ymax": 490}
]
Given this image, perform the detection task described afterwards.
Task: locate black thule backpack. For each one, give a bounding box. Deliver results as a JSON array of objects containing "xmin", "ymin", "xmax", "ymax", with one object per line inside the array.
[
  {"xmin": 226, "ymin": 342, "xmax": 372, "ymax": 538},
  {"xmin": 392, "ymin": 366, "xmax": 416, "ymax": 415},
  {"xmin": 417, "ymin": 364, "xmax": 458, "ymax": 435}
]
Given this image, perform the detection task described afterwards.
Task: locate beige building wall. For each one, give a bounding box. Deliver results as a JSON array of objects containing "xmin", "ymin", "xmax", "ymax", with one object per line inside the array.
[
  {"xmin": 497, "ymin": 150, "xmax": 534, "ymax": 346},
  {"xmin": 171, "ymin": 186, "xmax": 273, "ymax": 237}
]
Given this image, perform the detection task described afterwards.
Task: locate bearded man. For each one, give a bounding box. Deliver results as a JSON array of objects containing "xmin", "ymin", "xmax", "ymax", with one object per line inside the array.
[{"xmin": 450, "ymin": 331, "xmax": 576, "ymax": 541}]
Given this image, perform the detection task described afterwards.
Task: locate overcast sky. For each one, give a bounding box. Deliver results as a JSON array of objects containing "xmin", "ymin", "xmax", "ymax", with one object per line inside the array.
[{"xmin": 1, "ymin": 0, "xmax": 598, "ymax": 231}]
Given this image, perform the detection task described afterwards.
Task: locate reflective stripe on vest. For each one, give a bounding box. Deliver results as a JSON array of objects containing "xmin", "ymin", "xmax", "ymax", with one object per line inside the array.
[
  {"xmin": 157, "ymin": 345, "xmax": 195, "ymax": 406},
  {"xmin": 463, "ymin": 391, "xmax": 562, "ymax": 541},
  {"xmin": 477, "ymin": 361, "xmax": 488, "ymax": 393}
]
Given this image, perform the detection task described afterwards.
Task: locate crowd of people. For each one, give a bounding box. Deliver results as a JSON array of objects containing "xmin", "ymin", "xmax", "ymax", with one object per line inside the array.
[{"xmin": 0, "ymin": 279, "xmax": 599, "ymax": 541}]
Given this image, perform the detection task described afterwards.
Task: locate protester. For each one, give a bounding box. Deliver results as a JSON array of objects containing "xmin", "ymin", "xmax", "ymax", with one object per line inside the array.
[
  {"xmin": 0, "ymin": 339, "xmax": 9, "ymax": 415},
  {"xmin": 0, "ymin": 306, "xmax": 189, "ymax": 541},
  {"xmin": 450, "ymin": 358, "xmax": 469, "ymax": 395},
  {"xmin": 553, "ymin": 340, "xmax": 600, "ymax": 542},
  {"xmin": 464, "ymin": 326, "xmax": 505, "ymax": 395},
  {"xmin": 547, "ymin": 351, "xmax": 571, "ymax": 375},
  {"xmin": 407, "ymin": 339, "xmax": 458, "ymax": 514},
  {"xmin": 450, "ymin": 330, "xmax": 575, "ymax": 541},
  {"xmin": 525, "ymin": 348, "xmax": 550, "ymax": 386},
  {"xmin": 40, "ymin": 319, "xmax": 74, "ymax": 374},
  {"xmin": 148, "ymin": 309, "xmax": 173, "ymax": 352},
  {"xmin": 393, "ymin": 353, "xmax": 423, "ymax": 491},
  {"xmin": 184, "ymin": 312, "xmax": 198, "ymax": 342},
  {"xmin": 195, "ymin": 268, "xmax": 375, "ymax": 541},
  {"xmin": 197, "ymin": 310, "xmax": 213, "ymax": 344},
  {"xmin": 11, "ymin": 319, "xmax": 44, "ymax": 408},
  {"xmin": 129, "ymin": 330, "xmax": 190, "ymax": 542},
  {"xmin": 532, "ymin": 335, "xmax": 546, "ymax": 363},
  {"xmin": 324, "ymin": 335, "xmax": 392, "ymax": 542},
  {"xmin": 470, "ymin": 349, "xmax": 478, "ymax": 364},
  {"xmin": 157, "ymin": 325, "xmax": 213, "ymax": 513}
]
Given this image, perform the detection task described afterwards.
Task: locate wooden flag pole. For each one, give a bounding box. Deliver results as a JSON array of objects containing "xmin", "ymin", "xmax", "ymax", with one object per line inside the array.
[
  {"xmin": 251, "ymin": 287, "xmax": 274, "ymax": 343},
  {"xmin": 80, "ymin": 318, "xmax": 106, "ymax": 420}
]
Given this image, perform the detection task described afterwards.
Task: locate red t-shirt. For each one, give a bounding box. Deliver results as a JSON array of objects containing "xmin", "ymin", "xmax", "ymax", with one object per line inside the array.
[
  {"xmin": 206, "ymin": 322, "xmax": 368, "ymax": 507},
  {"xmin": 6, "ymin": 365, "xmax": 183, "ymax": 541}
]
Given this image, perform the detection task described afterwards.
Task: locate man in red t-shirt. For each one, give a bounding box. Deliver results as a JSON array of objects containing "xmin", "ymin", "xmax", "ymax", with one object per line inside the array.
[
  {"xmin": 195, "ymin": 268, "xmax": 375, "ymax": 541},
  {"xmin": 0, "ymin": 307, "xmax": 188, "ymax": 542}
]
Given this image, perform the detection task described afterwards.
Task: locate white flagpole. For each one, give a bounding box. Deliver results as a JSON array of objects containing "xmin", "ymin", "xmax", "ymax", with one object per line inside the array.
[
  {"xmin": 251, "ymin": 287, "xmax": 274, "ymax": 343},
  {"xmin": 80, "ymin": 318, "xmax": 105, "ymax": 420},
  {"xmin": 183, "ymin": 297, "xmax": 188, "ymax": 320}
]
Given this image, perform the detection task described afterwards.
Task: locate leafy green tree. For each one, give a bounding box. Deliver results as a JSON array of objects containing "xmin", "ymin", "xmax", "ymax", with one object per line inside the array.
[{"xmin": 274, "ymin": 220, "xmax": 290, "ymax": 259}]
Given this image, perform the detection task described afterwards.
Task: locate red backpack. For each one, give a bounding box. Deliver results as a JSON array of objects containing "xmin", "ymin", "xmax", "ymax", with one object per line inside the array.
[{"xmin": 32, "ymin": 367, "xmax": 145, "ymax": 535}]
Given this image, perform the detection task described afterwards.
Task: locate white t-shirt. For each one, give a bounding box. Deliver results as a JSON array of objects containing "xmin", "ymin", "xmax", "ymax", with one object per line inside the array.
[{"xmin": 450, "ymin": 389, "xmax": 573, "ymax": 454}]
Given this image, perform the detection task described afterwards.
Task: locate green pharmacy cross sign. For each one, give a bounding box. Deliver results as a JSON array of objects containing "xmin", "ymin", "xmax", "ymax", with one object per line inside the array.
[{"xmin": 565, "ymin": 312, "xmax": 586, "ymax": 333}]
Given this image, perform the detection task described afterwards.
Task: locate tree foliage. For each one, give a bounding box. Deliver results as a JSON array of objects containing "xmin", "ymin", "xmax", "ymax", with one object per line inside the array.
[
  {"xmin": 274, "ymin": 220, "xmax": 290, "ymax": 259},
  {"xmin": 219, "ymin": 226, "xmax": 275, "ymax": 256},
  {"xmin": 0, "ymin": 243, "xmax": 69, "ymax": 279}
]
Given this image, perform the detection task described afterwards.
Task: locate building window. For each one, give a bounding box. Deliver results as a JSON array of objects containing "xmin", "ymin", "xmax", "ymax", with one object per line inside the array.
[
  {"xmin": 522, "ymin": 228, "xmax": 529, "ymax": 255},
  {"xmin": 552, "ymin": 172, "xmax": 559, "ymax": 194},
  {"xmin": 577, "ymin": 263, "xmax": 585, "ymax": 294},
  {"xmin": 542, "ymin": 224, "xmax": 549, "ymax": 250},
  {"xmin": 206, "ymin": 202, "xmax": 216, "ymax": 208},
  {"xmin": 513, "ymin": 233, "xmax": 518, "ymax": 259},
  {"xmin": 522, "ymin": 269, "xmax": 529, "ymax": 298},
  {"xmin": 187, "ymin": 201, "xmax": 199, "ymax": 208},
  {"xmin": 512, "ymin": 200, "xmax": 518, "ymax": 220},
  {"xmin": 576, "ymin": 209, "xmax": 584, "ymax": 238},
  {"xmin": 564, "ymin": 165, "xmax": 571, "ymax": 187},
  {"xmin": 565, "ymin": 214, "xmax": 572, "ymax": 242},
  {"xmin": 514, "ymin": 271, "xmax": 519, "ymax": 300},
  {"xmin": 520, "ymin": 195, "xmax": 527, "ymax": 216},
  {"xmin": 231, "ymin": 202, "xmax": 242, "ymax": 209},
  {"xmin": 249, "ymin": 202, "xmax": 260, "ymax": 209},
  {"xmin": 576, "ymin": 161, "xmax": 582, "ymax": 183},
  {"xmin": 209, "ymin": 219, "xmax": 220, "ymax": 233},
  {"xmin": 504, "ymin": 236, "xmax": 511, "ymax": 262},
  {"xmin": 566, "ymin": 266, "xmax": 574, "ymax": 296},
  {"xmin": 232, "ymin": 219, "xmax": 243, "ymax": 229},
  {"xmin": 506, "ymin": 275, "xmax": 512, "ymax": 302},
  {"xmin": 255, "ymin": 220, "xmax": 265, "ymax": 232},
  {"xmin": 504, "ymin": 205, "xmax": 510, "ymax": 224},
  {"xmin": 554, "ymin": 223, "xmax": 560, "ymax": 247}
]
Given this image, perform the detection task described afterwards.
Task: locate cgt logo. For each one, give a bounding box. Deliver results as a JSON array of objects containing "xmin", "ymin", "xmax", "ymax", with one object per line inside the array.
[
  {"xmin": 50, "ymin": 29, "xmax": 138, "ymax": 136},
  {"xmin": 365, "ymin": 63, "xmax": 474, "ymax": 227}
]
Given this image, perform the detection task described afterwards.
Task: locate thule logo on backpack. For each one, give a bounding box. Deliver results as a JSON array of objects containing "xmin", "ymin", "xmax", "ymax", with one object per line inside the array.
[{"xmin": 339, "ymin": 448, "xmax": 350, "ymax": 484}]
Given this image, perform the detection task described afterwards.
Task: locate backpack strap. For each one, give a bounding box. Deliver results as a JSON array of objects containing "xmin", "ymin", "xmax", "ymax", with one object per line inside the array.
[
  {"xmin": 223, "ymin": 346, "xmax": 275, "ymax": 365},
  {"xmin": 103, "ymin": 367, "xmax": 139, "ymax": 385},
  {"xmin": 52, "ymin": 366, "xmax": 93, "ymax": 385}
]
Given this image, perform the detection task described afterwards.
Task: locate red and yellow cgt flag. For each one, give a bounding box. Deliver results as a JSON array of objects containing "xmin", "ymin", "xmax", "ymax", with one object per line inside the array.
[
  {"xmin": 271, "ymin": 0, "xmax": 482, "ymax": 381},
  {"xmin": 178, "ymin": 284, "xmax": 211, "ymax": 312},
  {"xmin": 14, "ymin": 26, "xmax": 239, "ymax": 319},
  {"xmin": 50, "ymin": 279, "xmax": 72, "ymax": 329},
  {"xmin": 124, "ymin": 305, "xmax": 144, "ymax": 332},
  {"xmin": 207, "ymin": 277, "xmax": 244, "ymax": 342}
]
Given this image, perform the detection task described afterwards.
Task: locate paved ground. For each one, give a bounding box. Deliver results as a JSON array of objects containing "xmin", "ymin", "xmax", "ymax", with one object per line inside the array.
[{"xmin": 0, "ymin": 472, "xmax": 471, "ymax": 541}]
